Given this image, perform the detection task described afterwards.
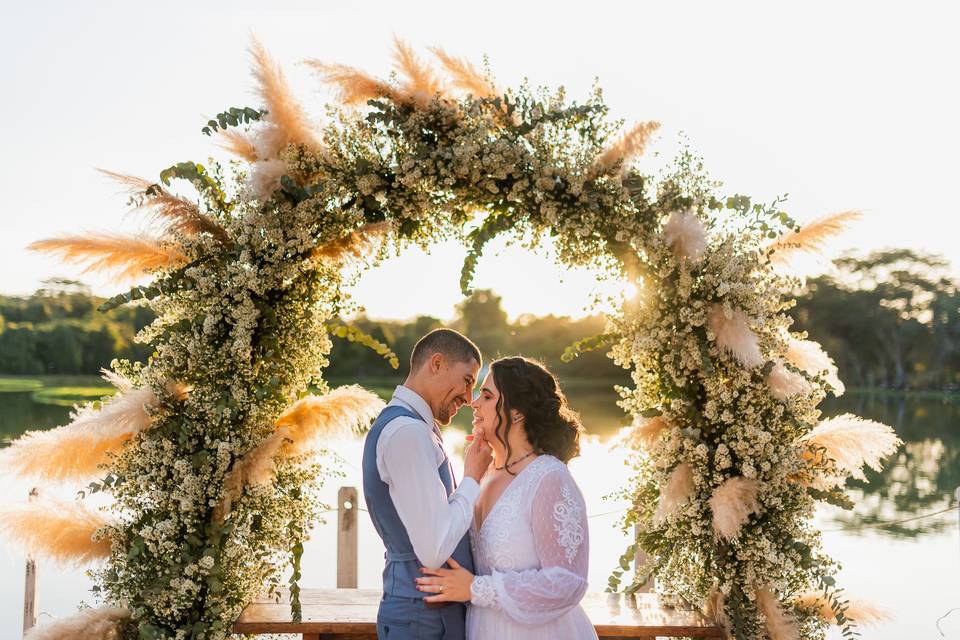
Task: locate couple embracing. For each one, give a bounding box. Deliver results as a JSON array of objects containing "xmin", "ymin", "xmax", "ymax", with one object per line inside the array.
[{"xmin": 362, "ymin": 328, "xmax": 597, "ymax": 640}]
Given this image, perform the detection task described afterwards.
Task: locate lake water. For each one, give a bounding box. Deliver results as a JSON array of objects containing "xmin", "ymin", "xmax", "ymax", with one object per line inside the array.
[{"xmin": 1, "ymin": 386, "xmax": 958, "ymax": 638}]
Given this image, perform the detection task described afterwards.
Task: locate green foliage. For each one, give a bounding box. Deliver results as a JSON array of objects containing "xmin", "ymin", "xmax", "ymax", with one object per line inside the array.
[
  {"xmin": 99, "ymin": 285, "xmax": 164, "ymax": 313},
  {"xmin": 459, "ymin": 215, "xmax": 515, "ymax": 295},
  {"xmin": 288, "ymin": 519, "xmax": 304, "ymax": 623},
  {"xmin": 327, "ymin": 323, "xmax": 399, "ymax": 370},
  {"xmin": 806, "ymin": 486, "xmax": 855, "ymax": 510},
  {"xmin": 560, "ymin": 332, "xmax": 619, "ymax": 363},
  {"xmin": 201, "ymin": 107, "xmax": 267, "ymax": 136},
  {"xmin": 159, "ymin": 161, "xmax": 231, "ymax": 213}
]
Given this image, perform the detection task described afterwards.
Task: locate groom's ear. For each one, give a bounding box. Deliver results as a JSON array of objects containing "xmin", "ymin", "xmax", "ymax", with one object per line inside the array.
[{"xmin": 427, "ymin": 352, "xmax": 446, "ymax": 374}]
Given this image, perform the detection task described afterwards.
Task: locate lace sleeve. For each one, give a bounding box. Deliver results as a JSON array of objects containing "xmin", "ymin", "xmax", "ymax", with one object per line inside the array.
[{"xmin": 470, "ymin": 465, "xmax": 590, "ymax": 625}]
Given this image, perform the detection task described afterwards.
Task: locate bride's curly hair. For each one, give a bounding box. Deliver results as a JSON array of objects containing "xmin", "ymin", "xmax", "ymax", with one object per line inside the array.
[{"xmin": 489, "ymin": 356, "xmax": 583, "ymax": 472}]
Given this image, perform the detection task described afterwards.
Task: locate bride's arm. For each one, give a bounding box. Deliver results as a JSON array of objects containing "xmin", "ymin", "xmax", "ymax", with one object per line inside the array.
[{"xmin": 470, "ymin": 467, "xmax": 590, "ymax": 625}]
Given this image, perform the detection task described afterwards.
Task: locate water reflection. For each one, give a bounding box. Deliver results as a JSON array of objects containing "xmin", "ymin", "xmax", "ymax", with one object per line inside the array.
[
  {"xmin": 0, "ymin": 391, "xmax": 72, "ymax": 443},
  {"xmin": 0, "ymin": 386, "xmax": 957, "ymax": 638},
  {"xmin": 820, "ymin": 392, "xmax": 960, "ymax": 538}
]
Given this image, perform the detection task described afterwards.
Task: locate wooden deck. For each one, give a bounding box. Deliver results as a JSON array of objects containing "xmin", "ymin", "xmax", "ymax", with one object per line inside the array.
[{"xmin": 233, "ymin": 588, "xmax": 724, "ymax": 639}]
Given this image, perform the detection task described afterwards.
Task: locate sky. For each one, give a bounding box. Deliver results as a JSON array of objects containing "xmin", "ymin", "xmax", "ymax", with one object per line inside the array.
[{"xmin": 1, "ymin": 1, "xmax": 957, "ymax": 321}]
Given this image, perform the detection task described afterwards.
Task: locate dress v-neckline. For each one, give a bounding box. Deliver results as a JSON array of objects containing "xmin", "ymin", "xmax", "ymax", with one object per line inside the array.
[{"xmin": 475, "ymin": 454, "xmax": 546, "ymax": 536}]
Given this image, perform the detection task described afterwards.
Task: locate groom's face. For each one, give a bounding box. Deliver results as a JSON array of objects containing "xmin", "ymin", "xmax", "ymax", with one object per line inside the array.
[{"xmin": 431, "ymin": 356, "xmax": 480, "ymax": 426}]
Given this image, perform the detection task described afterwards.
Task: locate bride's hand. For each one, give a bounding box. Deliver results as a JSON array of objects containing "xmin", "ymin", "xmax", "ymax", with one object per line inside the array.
[{"xmin": 416, "ymin": 558, "xmax": 474, "ymax": 603}]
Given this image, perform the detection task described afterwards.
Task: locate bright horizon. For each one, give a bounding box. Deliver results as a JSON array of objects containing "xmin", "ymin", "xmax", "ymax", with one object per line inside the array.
[{"xmin": 2, "ymin": 1, "xmax": 957, "ymax": 321}]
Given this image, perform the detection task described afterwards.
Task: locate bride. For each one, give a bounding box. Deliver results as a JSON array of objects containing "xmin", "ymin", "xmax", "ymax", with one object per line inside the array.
[{"xmin": 416, "ymin": 356, "xmax": 598, "ymax": 640}]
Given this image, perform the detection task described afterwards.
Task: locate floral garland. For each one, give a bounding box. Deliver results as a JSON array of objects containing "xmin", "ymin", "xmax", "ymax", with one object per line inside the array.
[{"xmin": 0, "ymin": 37, "xmax": 899, "ymax": 640}]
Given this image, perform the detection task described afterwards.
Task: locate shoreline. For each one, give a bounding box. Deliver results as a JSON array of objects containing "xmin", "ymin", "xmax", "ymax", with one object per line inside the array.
[{"xmin": 2, "ymin": 374, "xmax": 957, "ymax": 400}]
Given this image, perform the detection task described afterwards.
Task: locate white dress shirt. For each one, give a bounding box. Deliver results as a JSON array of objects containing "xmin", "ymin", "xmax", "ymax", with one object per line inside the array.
[{"xmin": 375, "ymin": 385, "xmax": 480, "ymax": 569}]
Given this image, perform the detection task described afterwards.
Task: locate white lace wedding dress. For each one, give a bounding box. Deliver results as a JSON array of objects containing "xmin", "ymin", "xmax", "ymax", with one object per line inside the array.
[{"xmin": 467, "ymin": 454, "xmax": 598, "ymax": 639}]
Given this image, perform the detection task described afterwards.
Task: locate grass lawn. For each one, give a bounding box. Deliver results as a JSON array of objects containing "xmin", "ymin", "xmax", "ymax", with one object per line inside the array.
[
  {"xmin": 0, "ymin": 374, "xmax": 115, "ymax": 406},
  {"xmin": 0, "ymin": 377, "xmax": 44, "ymax": 392},
  {"xmin": 31, "ymin": 386, "xmax": 117, "ymax": 406}
]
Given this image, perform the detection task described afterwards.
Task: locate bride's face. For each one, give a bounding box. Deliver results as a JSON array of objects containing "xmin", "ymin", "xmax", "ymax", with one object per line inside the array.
[{"xmin": 470, "ymin": 371, "xmax": 502, "ymax": 443}]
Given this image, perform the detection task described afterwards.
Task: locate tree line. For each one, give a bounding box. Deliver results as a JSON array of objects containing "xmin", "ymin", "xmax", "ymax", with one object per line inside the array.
[
  {"xmin": 791, "ymin": 249, "xmax": 959, "ymax": 391},
  {"xmin": 2, "ymin": 250, "xmax": 957, "ymax": 390},
  {"xmin": 0, "ymin": 279, "xmax": 153, "ymax": 375}
]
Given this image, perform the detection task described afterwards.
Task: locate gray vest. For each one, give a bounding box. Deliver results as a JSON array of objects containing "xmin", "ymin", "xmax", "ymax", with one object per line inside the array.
[{"xmin": 362, "ymin": 404, "xmax": 474, "ymax": 598}]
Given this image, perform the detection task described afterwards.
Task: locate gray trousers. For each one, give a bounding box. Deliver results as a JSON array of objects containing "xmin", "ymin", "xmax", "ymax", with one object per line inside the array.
[{"xmin": 377, "ymin": 594, "xmax": 466, "ymax": 640}]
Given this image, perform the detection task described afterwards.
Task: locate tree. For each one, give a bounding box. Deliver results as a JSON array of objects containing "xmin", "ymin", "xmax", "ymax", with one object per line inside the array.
[
  {"xmin": 0, "ymin": 281, "xmax": 157, "ymax": 375},
  {"xmin": 453, "ymin": 289, "xmax": 510, "ymax": 358},
  {"xmin": 0, "ymin": 326, "xmax": 42, "ymax": 374},
  {"xmin": 793, "ymin": 250, "xmax": 959, "ymax": 389}
]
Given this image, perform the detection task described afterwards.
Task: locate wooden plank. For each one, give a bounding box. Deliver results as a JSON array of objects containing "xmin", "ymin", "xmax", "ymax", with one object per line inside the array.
[
  {"xmin": 22, "ymin": 487, "xmax": 38, "ymax": 636},
  {"xmin": 337, "ymin": 487, "xmax": 358, "ymax": 589},
  {"xmin": 233, "ymin": 588, "xmax": 723, "ymax": 638}
]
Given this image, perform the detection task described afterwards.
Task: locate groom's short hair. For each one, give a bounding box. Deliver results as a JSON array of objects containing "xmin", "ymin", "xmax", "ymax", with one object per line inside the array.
[{"xmin": 410, "ymin": 328, "xmax": 481, "ymax": 372}]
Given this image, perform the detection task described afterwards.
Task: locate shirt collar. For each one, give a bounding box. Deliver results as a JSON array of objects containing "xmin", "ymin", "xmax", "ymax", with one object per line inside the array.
[{"xmin": 392, "ymin": 385, "xmax": 435, "ymax": 427}]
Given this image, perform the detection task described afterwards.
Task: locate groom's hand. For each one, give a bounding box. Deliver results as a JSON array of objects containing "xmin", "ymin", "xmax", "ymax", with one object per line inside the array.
[{"xmin": 463, "ymin": 427, "xmax": 492, "ymax": 483}]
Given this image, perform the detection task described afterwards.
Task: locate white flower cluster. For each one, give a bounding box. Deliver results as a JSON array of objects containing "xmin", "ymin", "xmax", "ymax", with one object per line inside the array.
[{"xmin": 607, "ymin": 192, "xmax": 854, "ymax": 636}]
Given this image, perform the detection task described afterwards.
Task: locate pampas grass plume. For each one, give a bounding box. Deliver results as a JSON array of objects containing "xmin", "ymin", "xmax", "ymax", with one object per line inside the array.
[
  {"xmin": 802, "ymin": 414, "xmax": 901, "ymax": 481},
  {"xmin": 0, "ymin": 383, "xmax": 157, "ymax": 481},
  {"xmin": 767, "ymin": 210, "xmax": 861, "ymax": 264},
  {"xmin": 215, "ymin": 386, "xmax": 384, "ymax": 521},
  {"xmin": 662, "ymin": 211, "xmax": 708, "ymax": 263},
  {"xmin": 704, "ymin": 587, "xmax": 731, "ymax": 632},
  {"xmin": 100, "ymin": 368, "xmax": 132, "ymax": 392},
  {"xmin": 766, "ymin": 362, "xmax": 812, "ymax": 400},
  {"xmin": 98, "ymin": 170, "xmax": 228, "ymax": 243},
  {"xmin": 277, "ymin": 385, "xmax": 385, "ymax": 454},
  {"xmin": 217, "ymin": 128, "xmax": 259, "ymax": 162},
  {"xmin": 756, "ymin": 586, "xmax": 799, "ymax": 640},
  {"xmin": 213, "ymin": 427, "xmax": 289, "ymax": 523},
  {"xmin": 428, "ymin": 47, "xmax": 497, "ymax": 99},
  {"xmin": 708, "ymin": 304, "xmax": 764, "ymax": 369},
  {"xmin": 710, "ymin": 476, "xmax": 760, "ymax": 540},
  {"xmin": 0, "ymin": 498, "xmax": 112, "ymax": 566},
  {"xmin": 793, "ymin": 592, "xmax": 890, "ymax": 626},
  {"xmin": 653, "ymin": 462, "xmax": 695, "ymax": 524},
  {"xmin": 249, "ymin": 36, "xmax": 320, "ymax": 156},
  {"xmin": 392, "ymin": 37, "xmax": 444, "ymax": 105},
  {"xmin": 624, "ymin": 415, "xmax": 668, "ymax": 451},
  {"xmin": 312, "ymin": 222, "xmax": 392, "ymax": 265},
  {"xmin": 591, "ymin": 121, "xmax": 660, "ymax": 177},
  {"xmin": 306, "ymin": 60, "xmax": 394, "ymax": 105},
  {"xmin": 786, "ymin": 338, "xmax": 845, "ymax": 395},
  {"xmin": 248, "ymin": 159, "xmax": 288, "ymax": 199},
  {"xmin": 24, "ymin": 606, "xmax": 129, "ymax": 640},
  {"xmin": 28, "ymin": 233, "xmax": 187, "ymax": 283}
]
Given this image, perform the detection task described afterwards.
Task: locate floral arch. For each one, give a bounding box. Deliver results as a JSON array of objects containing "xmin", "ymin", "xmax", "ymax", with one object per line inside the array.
[{"xmin": 1, "ymin": 38, "xmax": 900, "ymax": 640}]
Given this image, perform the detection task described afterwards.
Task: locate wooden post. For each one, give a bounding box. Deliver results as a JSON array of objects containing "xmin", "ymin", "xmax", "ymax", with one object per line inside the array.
[
  {"xmin": 337, "ymin": 486, "xmax": 358, "ymax": 588},
  {"xmin": 633, "ymin": 523, "xmax": 652, "ymax": 593},
  {"xmin": 23, "ymin": 487, "xmax": 38, "ymax": 636}
]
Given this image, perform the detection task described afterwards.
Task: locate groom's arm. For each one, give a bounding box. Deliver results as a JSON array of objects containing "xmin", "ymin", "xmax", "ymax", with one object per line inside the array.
[{"xmin": 378, "ymin": 420, "xmax": 479, "ymax": 569}]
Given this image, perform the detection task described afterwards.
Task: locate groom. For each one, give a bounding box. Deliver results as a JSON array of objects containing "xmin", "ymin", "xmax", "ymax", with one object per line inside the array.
[{"xmin": 362, "ymin": 328, "xmax": 492, "ymax": 640}]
